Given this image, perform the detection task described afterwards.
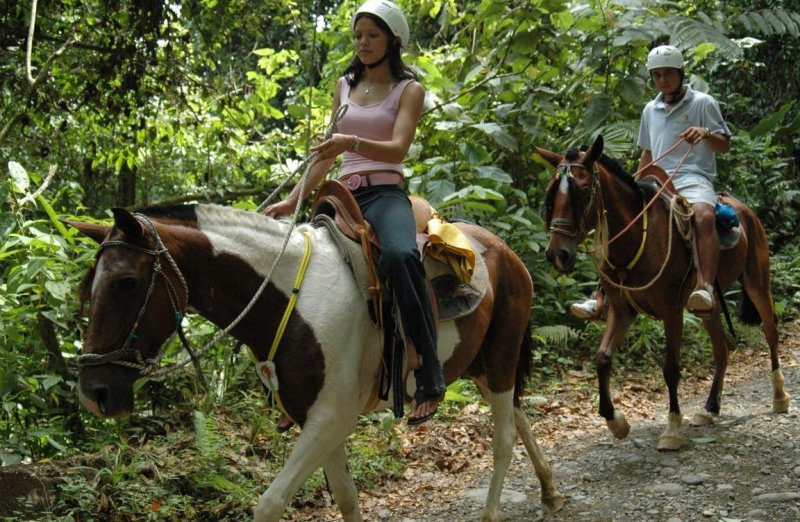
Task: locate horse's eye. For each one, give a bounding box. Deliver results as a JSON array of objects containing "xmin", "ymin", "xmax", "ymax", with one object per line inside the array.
[{"xmin": 115, "ymin": 276, "xmax": 138, "ymax": 293}]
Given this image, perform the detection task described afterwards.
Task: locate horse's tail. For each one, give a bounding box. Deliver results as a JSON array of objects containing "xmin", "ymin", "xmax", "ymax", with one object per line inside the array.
[
  {"xmin": 738, "ymin": 288, "xmax": 763, "ymax": 326},
  {"xmin": 513, "ymin": 320, "xmax": 533, "ymax": 407}
]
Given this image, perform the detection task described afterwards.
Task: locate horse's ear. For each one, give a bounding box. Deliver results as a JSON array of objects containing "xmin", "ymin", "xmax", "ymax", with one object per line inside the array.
[
  {"xmin": 111, "ymin": 208, "xmax": 145, "ymax": 239},
  {"xmin": 61, "ymin": 219, "xmax": 110, "ymax": 244},
  {"xmin": 534, "ymin": 146, "xmax": 563, "ymax": 168},
  {"xmin": 584, "ymin": 135, "xmax": 604, "ymax": 165}
]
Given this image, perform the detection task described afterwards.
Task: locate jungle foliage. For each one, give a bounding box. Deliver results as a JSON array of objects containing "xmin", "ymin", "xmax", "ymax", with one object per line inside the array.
[{"xmin": 1, "ymin": 0, "xmax": 799, "ymax": 509}]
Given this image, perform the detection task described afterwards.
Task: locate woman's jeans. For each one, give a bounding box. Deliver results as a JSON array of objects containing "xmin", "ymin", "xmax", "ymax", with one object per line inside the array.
[{"xmin": 355, "ymin": 185, "xmax": 446, "ymax": 398}]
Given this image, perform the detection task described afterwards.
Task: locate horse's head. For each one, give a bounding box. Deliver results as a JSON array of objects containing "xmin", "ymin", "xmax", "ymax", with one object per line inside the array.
[
  {"xmin": 539, "ymin": 135, "xmax": 604, "ymax": 273},
  {"xmin": 66, "ymin": 209, "xmax": 188, "ymax": 418}
]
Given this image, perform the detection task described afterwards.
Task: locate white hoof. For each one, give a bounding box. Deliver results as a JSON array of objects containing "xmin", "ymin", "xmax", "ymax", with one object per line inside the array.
[
  {"xmin": 606, "ymin": 411, "xmax": 630, "ymax": 440},
  {"xmin": 690, "ymin": 411, "xmax": 717, "ymax": 426},
  {"xmin": 542, "ymin": 490, "xmax": 565, "ymax": 512},
  {"xmin": 773, "ymin": 394, "xmax": 790, "ymax": 414},
  {"xmin": 657, "ymin": 433, "xmax": 683, "ymax": 451}
]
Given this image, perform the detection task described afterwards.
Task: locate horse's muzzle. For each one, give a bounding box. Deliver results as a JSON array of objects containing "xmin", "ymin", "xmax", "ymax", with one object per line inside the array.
[
  {"xmin": 78, "ymin": 371, "xmax": 134, "ymax": 418},
  {"xmin": 545, "ymin": 244, "xmax": 576, "ymax": 273}
]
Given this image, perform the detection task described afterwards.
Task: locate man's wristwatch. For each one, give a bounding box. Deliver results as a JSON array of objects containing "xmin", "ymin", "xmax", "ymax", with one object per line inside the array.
[{"xmin": 703, "ymin": 127, "xmax": 712, "ymax": 139}]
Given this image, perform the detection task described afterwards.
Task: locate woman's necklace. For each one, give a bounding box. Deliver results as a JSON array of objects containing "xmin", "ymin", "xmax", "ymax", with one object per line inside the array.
[{"xmin": 361, "ymin": 79, "xmax": 394, "ymax": 95}]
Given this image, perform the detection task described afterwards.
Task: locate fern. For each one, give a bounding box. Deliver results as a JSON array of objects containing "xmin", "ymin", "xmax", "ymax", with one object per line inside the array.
[
  {"xmin": 193, "ymin": 410, "xmax": 221, "ymax": 464},
  {"xmin": 533, "ymin": 324, "xmax": 578, "ymax": 347}
]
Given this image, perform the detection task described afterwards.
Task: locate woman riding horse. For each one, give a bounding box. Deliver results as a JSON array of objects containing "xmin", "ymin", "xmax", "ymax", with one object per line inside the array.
[{"xmin": 265, "ymin": 0, "xmax": 445, "ymax": 426}]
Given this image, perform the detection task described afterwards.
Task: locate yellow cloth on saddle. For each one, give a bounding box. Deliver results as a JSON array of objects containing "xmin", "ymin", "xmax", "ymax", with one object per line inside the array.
[{"xmin": 425, "ymin": 215, "xmax": 475, "ymax": 283}]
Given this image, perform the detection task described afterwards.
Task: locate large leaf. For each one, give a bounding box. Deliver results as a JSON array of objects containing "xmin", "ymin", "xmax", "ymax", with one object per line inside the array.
[
  {"xmin": 470, "ymin": 123, "xmax": 519, "ymax": 152},
  {"xmin": 748, "ymin": 102, "xmax": 794, "ymax": 139}
]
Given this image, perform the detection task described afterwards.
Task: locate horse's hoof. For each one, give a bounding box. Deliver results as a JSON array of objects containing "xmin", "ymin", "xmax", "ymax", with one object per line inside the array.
[
  {"xmin": 479, "ymin": 509, "xmax": 501, "ymax": 522},
  {"xmin": 690, "ymin": 411, "xmax": 716, "ymax": 426},
  {"xmin": 773, "ymin": 394, "xmax": 790, "ymax": 414},
  {"xmin": 657, "ymin": 434, "xmax": 682, "ymax": 451},
  {"xmin": 542, "ymin": 491, "xmax": 565, "ymax": 512},
  {"xmin": 606, "ymin": 412, "xmax": 630, "ymax": 440}
]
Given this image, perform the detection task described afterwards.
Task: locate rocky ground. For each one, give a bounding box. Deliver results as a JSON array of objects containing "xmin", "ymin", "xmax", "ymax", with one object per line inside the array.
[
  {"xmin": 2, "ymin": 320, "xmax": 798, "ymax": 522},
  {"xmin": 322, "ymin": 319, "xmax": 800, "ymax": 522}
]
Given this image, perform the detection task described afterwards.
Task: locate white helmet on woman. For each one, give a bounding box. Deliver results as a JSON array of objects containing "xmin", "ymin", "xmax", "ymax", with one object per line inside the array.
[
  {"xmin": 351, "ymin": 0, "xmax": 410, "ymax": 48},
  {"xmin": 646, "ymin": 45, "xmax": 684, "ymax": 70}
]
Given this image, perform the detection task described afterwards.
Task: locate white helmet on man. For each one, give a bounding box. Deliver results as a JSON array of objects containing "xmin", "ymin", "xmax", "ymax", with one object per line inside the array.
[
  {"xmin": 351, "ymin": 0, "xmax": 410, "ymax": 48},
  {"xmin": 646, "ymin": 45, "xmax": 684, "ymax": 70}
]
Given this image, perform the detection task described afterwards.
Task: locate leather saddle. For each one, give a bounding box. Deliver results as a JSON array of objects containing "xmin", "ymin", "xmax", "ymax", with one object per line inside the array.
[{"xmin": 310, "ymin": 180, "xmax": 488, "ymax": 325}]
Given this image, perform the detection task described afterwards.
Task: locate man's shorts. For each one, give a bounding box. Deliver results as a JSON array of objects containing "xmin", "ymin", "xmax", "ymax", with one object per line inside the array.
[{"xmin": 672, "ymin": 174, "xmax": 716, "ymax": 207}]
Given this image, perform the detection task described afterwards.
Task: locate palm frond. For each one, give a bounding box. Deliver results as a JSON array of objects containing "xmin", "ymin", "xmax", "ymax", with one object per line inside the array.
[
  {"xmin": 666, "ymin": 16, "xmax": 744, "ymax": 60},
  {"xmin": 737, "ymin": 8, "xmax": 800, "ymax": 38}
]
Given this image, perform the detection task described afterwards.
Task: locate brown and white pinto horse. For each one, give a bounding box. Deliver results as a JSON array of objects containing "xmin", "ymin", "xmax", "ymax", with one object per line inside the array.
[
  {"xmin": 538, "ymin": 135, "xmax": 790, "ymax": 451},
  {"xmin": 67, "ymin": 203, "xmax": 563, "ymax": 521}
]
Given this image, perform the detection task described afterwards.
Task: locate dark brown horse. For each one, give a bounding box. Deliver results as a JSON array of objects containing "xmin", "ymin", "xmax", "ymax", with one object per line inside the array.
[
  {"xmin": 538, "ymin": 135, "xmax": 790, "ymax": 450},
  {"xmin": 66, "ymin": 202, "xmax": 563, "ymax": 521}
]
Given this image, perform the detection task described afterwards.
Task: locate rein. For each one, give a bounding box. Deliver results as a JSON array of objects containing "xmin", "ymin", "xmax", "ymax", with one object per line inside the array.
[
  {"xmin": 590, "ymin": 139, "xmax": 696, "ymax": 292},
  {"xmin": 604, "ymin": 138, "xmax": 693, "ymax": 246}
]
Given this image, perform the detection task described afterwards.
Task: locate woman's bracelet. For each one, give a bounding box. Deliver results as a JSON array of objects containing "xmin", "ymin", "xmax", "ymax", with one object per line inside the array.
[{"xmin": 351, "ymin": 135, "xmax": 361, "ymax": 152}]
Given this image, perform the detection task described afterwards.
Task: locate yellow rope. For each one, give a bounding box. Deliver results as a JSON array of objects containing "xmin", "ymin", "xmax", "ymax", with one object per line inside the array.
[
  {"xmin": 268, "ymin": 230, "xmax": 313, "ymax": 362},
  {"xmin": 604, "ymin": 208, "xmax": 648, "ymax": 271},
  {"xmin": 250, "ymin": 229, "xmax": 313, "ymax": 426}
]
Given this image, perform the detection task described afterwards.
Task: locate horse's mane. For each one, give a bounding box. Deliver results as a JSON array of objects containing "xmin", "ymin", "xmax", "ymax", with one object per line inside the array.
[
  {"xmin": 134, "ymin": 204, "xmax": 199, "ymax": 223},
  {"xmin": 596, "ymin": 154, "xmax": 640, "ymax": 192}
]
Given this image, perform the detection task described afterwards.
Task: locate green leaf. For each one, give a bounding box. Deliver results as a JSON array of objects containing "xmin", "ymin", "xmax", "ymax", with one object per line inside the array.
[
  {"xmin": 690, "ymin": 436, "xmax": 717, "ymax": 444},
  {"xmin": 45, "ymin": 280, "xmax": 72, "ymax": 301},
  {"xmin": 473, "ymin": 165, "xmax": 513, "ymax": 183},
  {"xmin": 41, "ymin": 375, "xmax": 62, "ymax": 390},
  {"xmin": 37, "ymin": 195, "xmax": 71, "ymax": 239}
]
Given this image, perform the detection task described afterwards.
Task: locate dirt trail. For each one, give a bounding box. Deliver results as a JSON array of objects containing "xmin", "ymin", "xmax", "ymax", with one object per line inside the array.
[{"xmin": 347, "ymin": 319, "xmax": 800, "ymax": 522}]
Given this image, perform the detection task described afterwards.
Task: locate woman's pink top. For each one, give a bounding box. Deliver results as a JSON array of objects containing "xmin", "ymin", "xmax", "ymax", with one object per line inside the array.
[{"xmin": 337, "ymin": 77, "xmax": 413, "ymax": 175}]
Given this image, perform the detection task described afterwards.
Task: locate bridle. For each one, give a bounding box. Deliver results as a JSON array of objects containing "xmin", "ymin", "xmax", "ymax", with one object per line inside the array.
[
  {"xmin": 77, "ymin": 214, "xmax": 189, "ymax": 375},
  {"xmin": 546, "ymin": 161, "xmax": 599, "ymax": 240}
]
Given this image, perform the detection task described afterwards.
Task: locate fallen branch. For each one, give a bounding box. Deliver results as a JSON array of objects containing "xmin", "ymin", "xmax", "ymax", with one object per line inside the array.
[{"xmin": 18, "ymin": 165, "xmax": 58, "ymax": 206}]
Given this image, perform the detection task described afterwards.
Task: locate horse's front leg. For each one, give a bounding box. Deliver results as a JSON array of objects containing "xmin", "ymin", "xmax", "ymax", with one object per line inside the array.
[
  {"xmin": 253, "ymin": 411, "xmax": 359, "ymax": 522},
  {"xmin": 597, "ymin": 306, "xmax": 635, "ymax": 440},
  {"xmin": 690, "ymin": 314, "xmax": 731, "ymax": 427},
  {"xmin": 657, "ymin": 312, "xmax": 685, "ymax": 451}
]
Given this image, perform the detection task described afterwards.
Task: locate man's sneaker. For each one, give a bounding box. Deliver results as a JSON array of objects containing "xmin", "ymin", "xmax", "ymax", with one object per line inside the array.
[
  {"xmin": 570, "ymin": 299, "xmax": 600, "ymax": 320},
  {"xmin": 687, "ymin": 287, "xmax": 713, "ymax": 313}
]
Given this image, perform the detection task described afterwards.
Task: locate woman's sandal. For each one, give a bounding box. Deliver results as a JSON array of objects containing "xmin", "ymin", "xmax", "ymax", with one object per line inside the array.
[
  {"xmin": 408, "ymin": 389, "xmax": 443, "ymax": 426},
  {"xmin": 276, "ymin": 414, "xmax": 294, "ymax": 432}
]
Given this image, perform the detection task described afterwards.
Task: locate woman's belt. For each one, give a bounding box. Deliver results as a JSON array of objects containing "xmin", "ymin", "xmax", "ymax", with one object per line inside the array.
[{"xmin": 339, "ymin": 172, "xmax": 404, "ymax": 191}]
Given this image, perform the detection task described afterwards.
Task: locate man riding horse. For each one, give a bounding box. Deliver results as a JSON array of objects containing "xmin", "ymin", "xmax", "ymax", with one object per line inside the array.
[{"xmin": 572, "ymin": 44, "xmax": 732, "ymax": 320}]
